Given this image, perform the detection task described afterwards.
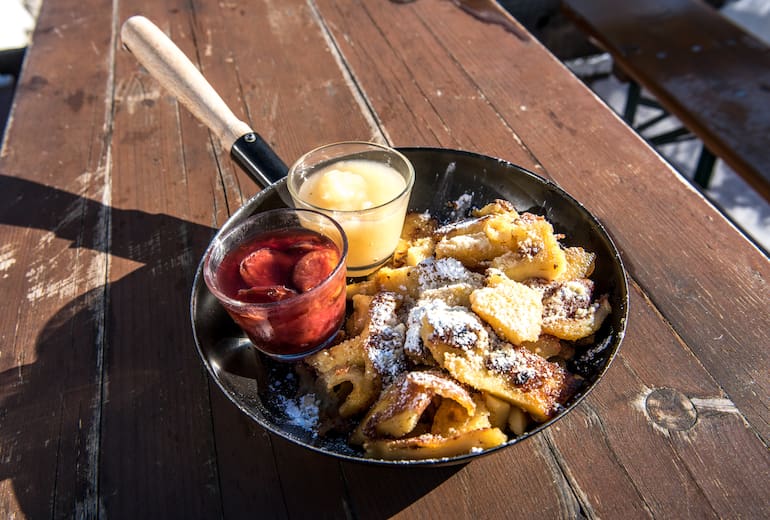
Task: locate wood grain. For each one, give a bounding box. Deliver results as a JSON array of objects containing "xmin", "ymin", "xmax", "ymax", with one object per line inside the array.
[
  {"xmin": 105, "ymin": 0, "xmax": 225, "ymax": 516},
  {"xmin": 0, "ymin": 0, "xmax": 767, "ymax": 518},
  {"xmin": 0, "ymin": 0, "xmax": 116, "ymax": 515},
  {"xmin": 360, "ymin": 0, "xmax": 770, "ymax": 440},
  {"xmin": 550, "ymin": 282, "xmax": 770, "ymax": 518},
  {"xmin": 316, "ymin": 0, "xmax": 770, "ymax": 517}
]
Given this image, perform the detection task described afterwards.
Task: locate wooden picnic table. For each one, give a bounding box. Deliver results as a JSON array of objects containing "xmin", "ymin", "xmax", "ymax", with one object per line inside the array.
[
  {"xmin": 562, "ymin": 0, "xmax": 770, "ymax": 199},
  {"xmin": 0, "ymin": 0, "xmax": 767, "ymax": 518}
]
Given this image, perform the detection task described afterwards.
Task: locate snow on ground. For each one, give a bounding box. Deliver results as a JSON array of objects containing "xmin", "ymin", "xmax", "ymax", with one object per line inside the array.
[
  {"xmin": 0, "ymin": 1, "xmax": 38, "ymax": 50},
  {"xmin": 723, "ymin": 0, "xmax": 770, "ymax": 45}
]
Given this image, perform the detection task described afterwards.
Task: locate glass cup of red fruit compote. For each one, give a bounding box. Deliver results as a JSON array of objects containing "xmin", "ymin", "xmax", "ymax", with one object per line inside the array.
[{"xmin": 203, "ymin": 208, "xmax": 348, "ymax": 361}]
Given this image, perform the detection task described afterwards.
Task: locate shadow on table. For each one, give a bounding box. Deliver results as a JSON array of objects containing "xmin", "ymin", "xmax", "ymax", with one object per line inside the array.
[
  {"xmin": 0, "ymin": 175, "xmax": 459, "ymax": 517},
  {"xmin": 269, "ymin": 434, "xmax": 463, "ymax": 519},
  {"xmin": 340, "ymin": 461, "xmax": 465, "ymax": 519}
]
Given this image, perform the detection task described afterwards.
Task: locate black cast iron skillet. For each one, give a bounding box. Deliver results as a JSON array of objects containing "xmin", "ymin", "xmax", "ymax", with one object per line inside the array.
[{"xmin": 122, "ymin": 17, "xmax": 629, "ymax": 466}]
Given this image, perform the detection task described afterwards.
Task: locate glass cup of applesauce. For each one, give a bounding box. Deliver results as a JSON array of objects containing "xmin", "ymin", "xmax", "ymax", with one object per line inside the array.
[
  {"xmin": 287, "ymin": 142, "xmax": 415, "ymax": 277},
  {"xmin": 203, "ymin": 208, "xmax": 348, "ymax": 361}
]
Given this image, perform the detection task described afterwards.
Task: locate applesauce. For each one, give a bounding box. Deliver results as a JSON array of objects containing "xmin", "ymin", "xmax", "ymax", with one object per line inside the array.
[{"xmin": 288, "ymin": 142, "xmax": 414, "ymax": 276}]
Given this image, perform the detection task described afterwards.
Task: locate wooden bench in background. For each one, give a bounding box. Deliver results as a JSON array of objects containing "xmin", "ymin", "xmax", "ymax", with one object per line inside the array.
[{"xmin": 562, "ymin": 0, "xmax": 770, "ymax": 201}]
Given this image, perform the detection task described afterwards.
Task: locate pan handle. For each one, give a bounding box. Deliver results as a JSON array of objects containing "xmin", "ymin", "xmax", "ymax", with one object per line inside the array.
[{"xmin": 120, "ymin": 16, "xmax": 287, "ymax": 188}]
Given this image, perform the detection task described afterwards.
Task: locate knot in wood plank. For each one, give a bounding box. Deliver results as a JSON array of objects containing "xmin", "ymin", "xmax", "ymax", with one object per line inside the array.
[{"xmin": 645, "ymin": 387, "xmax": 697, "ymax": 431}]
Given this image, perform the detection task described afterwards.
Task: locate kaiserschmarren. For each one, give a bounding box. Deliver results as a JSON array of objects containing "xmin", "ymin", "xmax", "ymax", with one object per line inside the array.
[{"xmin": 300, "ymin": 199, "xmax": 610, "ymax": 460}]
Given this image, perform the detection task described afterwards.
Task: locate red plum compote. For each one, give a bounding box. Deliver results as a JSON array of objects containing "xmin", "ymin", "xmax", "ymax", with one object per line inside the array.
[{"xmin": 204, "ymin": 210, "xmax": 347, "ymax": 360}]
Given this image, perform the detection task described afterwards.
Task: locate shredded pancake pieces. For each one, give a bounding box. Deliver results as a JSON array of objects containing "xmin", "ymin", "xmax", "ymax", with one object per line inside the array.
[{"xmin": 302, "ymin": 199, "xmax": 610, "ymax": 460}]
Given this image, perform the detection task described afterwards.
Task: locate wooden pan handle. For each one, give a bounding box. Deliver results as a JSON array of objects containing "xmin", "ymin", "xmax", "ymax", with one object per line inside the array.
[{"xmin": 120, "ymin": 16, "xmax": 252, "ymax": 151}]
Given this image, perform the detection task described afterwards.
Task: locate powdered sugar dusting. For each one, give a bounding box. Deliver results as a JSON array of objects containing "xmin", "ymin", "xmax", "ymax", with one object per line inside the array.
[
  {"xmin": 417, "ymin": 257, "xmax": 481, "ymax": 291},
  {"xmin": 365, "ymin": 293, "xmax": 407, "ymax": 385},
  {"xmin": 448, "ymin": 192, "xmax": 475, "ymax": 221},
  {"xmin": 528, "ymin": 279, "xmax": 594, "ymax": 322},
  {"xmin": 486, "ymin": 348, "xmax": 537, "ymax": 385},
  {"xmin": 404, "ymin": 299, "xmax": 444, "ymax": 363},
  {"xmin": 423, "ymin": 301, "xmax": 486, "ymax": 351},
  {"xmin": 278, "ymin": 393, "xmax": 320, "ymax": 434}
]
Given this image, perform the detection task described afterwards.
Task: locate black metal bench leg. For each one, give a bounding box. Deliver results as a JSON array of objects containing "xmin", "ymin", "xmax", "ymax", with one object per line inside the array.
[
  {"xmin": 693, "ymin": 144, "xmax": 716, "ymax": 189},
  {"xmin": 623, "ymin": 81, "xmax": 641, "ymax": 125}
]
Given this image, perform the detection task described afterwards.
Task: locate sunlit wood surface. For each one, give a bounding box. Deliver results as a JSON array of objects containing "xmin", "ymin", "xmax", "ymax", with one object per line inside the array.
[{"xmin": 0, "ymin": 0, "xmax": 767, "ymax": 517}]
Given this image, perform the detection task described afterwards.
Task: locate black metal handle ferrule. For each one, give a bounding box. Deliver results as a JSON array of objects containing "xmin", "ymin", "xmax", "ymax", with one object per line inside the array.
[{"xmin": 230, "ymin": 132, "xmax": 289, "ymax": 189}]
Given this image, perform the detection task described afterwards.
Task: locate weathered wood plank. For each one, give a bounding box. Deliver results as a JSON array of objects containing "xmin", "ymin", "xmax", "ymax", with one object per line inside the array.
[
  {"xmin": 0, "ymin": 0, "xmax": 116, "ymax": 516},
  {"xmin": 343, "ymin": 434, "xmax": 585, "ymax": 518},
  {"xmin": 159, "ymin": 0, "xmax": 379, "ymax": 516},
  {"xmin": 362, "ymin": 0, "xmax": 770, "ymax": 440},
  {"xmin": 551, "ymin": 282, "xmax": 769, "ymax": 519},
  {"xmin": 187, "ymin": 0, "xmax": 386, "ymax": 178},
  {"xmin": 311, "ymin": 0, "xmax": 769, "ymax": 516},
  {"xmin": 114, "ymin": 4, "xmax": 288, "ymax": 514},
  {"xmin": 108, "ymin": 0, "xmax": 364, "ymax": 515},
  {"xmin": 312, "ymin": 0, "xmax": 540, "ymax": 171},
  {"xmin": 563, "ymin": 0, "xmax": 770, "ymax": 200},
  {"xmin": 98, "ymin": 0, "xmax": 229, "ymax": 516},
  {"xmin": 2, "ymin": 0, "xmax": 767, "ymax": 517}
]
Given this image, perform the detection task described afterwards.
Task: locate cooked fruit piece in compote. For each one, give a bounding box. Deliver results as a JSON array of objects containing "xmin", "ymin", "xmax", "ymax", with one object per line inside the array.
[{"xmin": 212, "ymin": 227, "xmax": 346, "ymax": 358}]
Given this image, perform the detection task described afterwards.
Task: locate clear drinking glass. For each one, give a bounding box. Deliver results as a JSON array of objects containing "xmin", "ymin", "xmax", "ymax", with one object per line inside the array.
[
  {"xmin": 287, "ymin": 142, "xmax": 415, "ymax": 277},
  {"xmin": 203, "ymin": 208, "xmax": 348, "ymax": 361}
]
